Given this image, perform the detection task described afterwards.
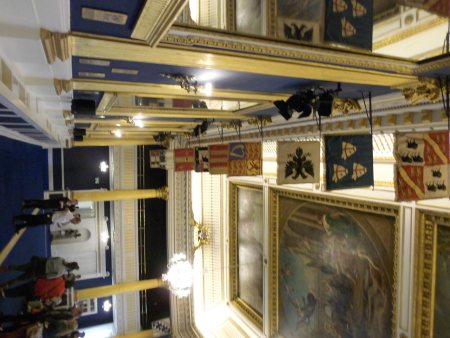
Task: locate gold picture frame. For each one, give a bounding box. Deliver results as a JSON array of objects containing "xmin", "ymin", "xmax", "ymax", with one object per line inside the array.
[
  {"xmin": 414, "ymin": 211, "xmax": 450, "ymax": 338},
  {"xmin": 229, "ymin": 182, "xmax": 264, "ymax": 329},
  {"xmin": 268, "ymin": 188, "xmax": 399, "ymax": 337}
]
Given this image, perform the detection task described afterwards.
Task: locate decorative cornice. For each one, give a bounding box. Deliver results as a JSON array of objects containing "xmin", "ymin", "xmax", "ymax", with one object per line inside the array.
[
  {"xmin": 131, "ymin": 0, "xmax": 188, "ymax": 47},
  {"xmin": 40, "ymin": 29, "xmax": 71, "ymax": 64},
  {"xmin": 373, "ymin": 17, "xmax": 448, "ymax": 50},
  {"xmin": 164, "ymin": 26, "xmax": 418, "ymax": 76},
  {"xmin": 53, "ymin": 79, "xmax": 72, "ymax": 95}
]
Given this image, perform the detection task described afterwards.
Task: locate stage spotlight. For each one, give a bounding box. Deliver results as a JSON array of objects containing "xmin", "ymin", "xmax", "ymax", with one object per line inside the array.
[
  {"xmin": 153, "ymin": 132, "xmax": 168, "ymax": 143},
  {"xmin": 192, "ymin": 100, "xmax": 208, "ymax": 109},
  {"xmin": 294, "ymin": 90, "xmax": 315, "ymax": 119},
  {"xmin": 200, "ymin": 120, "xmax": 208, "ymax": 134},
  {"xmin": 317, "ymin": 91, "xmax": 334, "ymax": 117},
  {"xmin": 274, "ymin": 100, "xmax": 293, "ymax": 120},
  {"xmin": 193, "ymin": 125, "xmax": 201, "ymax": 137}
]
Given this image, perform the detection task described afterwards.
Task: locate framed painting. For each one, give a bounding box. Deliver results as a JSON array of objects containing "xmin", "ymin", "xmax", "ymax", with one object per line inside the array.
[
  {"xmin": 268, "ymin": 189, "xmax": 399, "ymax": 337},
  {"xmin": 414, "ymin": 211, "xmax": 450, "ymax": 338},
  {"xmin": 229, "ymin": 183, "xmax": 264, "ymax": 328}
]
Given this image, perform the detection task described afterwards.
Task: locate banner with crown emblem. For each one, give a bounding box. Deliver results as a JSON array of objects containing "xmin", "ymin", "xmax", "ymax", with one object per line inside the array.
[
  {"xmin": 277, "ymin": 141, "xmax": 321, "ymax": 184},
  {"xmin": 228, "ymin": 142, "xmax": 262, "ymax": 176},
  {"xmin": 394, "ymin": 131, "xmax": 450, "ymax": 201},
  {"xmin": 208, "ymin": 144, "xmax": 229, "ymax": 175},
  {"xmin": 195, "ymin": 147, "xmax": 209, "ymax": 173},
  {"xmin": 396, "ymin": 0, "xmax": 449, "ymax": 18},
  {"xmin": 174, "ymin": 148, "xmax": 195, "ymax": 172},
  {"xmin": 325, "ymin": 134, "xmax": 374, "ymax": 189},
  {"xmin": 149, "ymin": 150, "xmax": 167, "ymax": 169},
  {"xmin": 324, "ymin": 0, "xmax": 373, "ymax": 50}
]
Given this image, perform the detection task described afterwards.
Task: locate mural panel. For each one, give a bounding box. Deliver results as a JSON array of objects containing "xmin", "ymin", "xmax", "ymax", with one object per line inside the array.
[
  {"xmin": 229, "ymin": 183, "xmax": 264, "ymax": 328},
  {"xmin": 269, "ymin": 190, "xmax": 398, "ymax": 337}
]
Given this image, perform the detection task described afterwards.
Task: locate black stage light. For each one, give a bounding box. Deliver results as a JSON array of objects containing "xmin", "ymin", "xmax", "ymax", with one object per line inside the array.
[
  {"xmin": 71, "ymin": 99, "xmax": 96, "ymax": 115},
  {"xmin": 73, "ymin": 128, "xmax": 86, "ymax": 136},
  {"xmin": 153, "ymin": 132, "xmax": 168, "ymax": 143},
  {"xmin": 295, "ymin": 90, "xmax": 315, "ymax": 119},
  {"xmin": 200, "ymin": 120, "xmax": 208, "ymax": 134},
  {"xmin": 193, "ymin": 125, "xmax": 200, "ymax": 137},
  {"xmin": 274, "ymin": 100, "xmax": 292, "ymax": 120},
  {"xmin": 317, "ymin": 91, "xmax": 334, "ymax": 117},
  {"xmin": 193, "ymin": 100, "xmax": 208, "ymax": 109},
  {"xmin": 73, "ymin": 135, "xmax": 83, "ymax": 141}
]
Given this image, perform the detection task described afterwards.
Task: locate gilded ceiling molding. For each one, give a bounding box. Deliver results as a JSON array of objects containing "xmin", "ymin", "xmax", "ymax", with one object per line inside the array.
[
  {"xmin": 73, "ymin": 137, "xmax": 157, "ymax": 146},
  {"xmin": 373, "ymin": 17, "xmax": 448, "ymax": 50},
  {"xmin": 164, "ymin": 26, "xmax": 417, "ymax": 75},
  {"xmin": 53, "ymin": 79, "xmax": 72, "ymax": 95},
  {"xmin": 72, "ymin": 79, "xmax": 288, "ymax": 102},
  {"xmin": 416, "ymin": 54, "xmax": 450, "ymax": 74},
  {"xmin": 226, "ymin": 0, "xmax": 236, "ymax": 31},
  {"xmin": 96, "ymin": 92, "xmax": 117, "ymax": 113},
  {"xmin": 332, "ymin": 98, "xmax": 362, "ymax": 115},
  {"xmin": 106, "ymin": 106, "xmax": 251, "ymax": 120},
  {"xmin": 70, "ymin": 33, "xmax": 418, "ymax": 87},
  {"xmin": 401, "ymin": 77, "xmax": 442, "ymax": 105},
  {"xmin": 40, "ymin": 29, "xmax": 71, "ymax": 64},
  {"xmin": 76, "ymin": 117, "xmax": 198, "ymax": 127},
  {"xmin": 266, "ymin": 0, "xmax": 277, "ymax": 37},
  {"xmin": 131, "ymin": 0, "xmax": 188, "ymax": 47}
]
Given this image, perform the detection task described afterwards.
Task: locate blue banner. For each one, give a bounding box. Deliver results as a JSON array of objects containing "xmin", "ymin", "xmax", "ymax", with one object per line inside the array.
[
  {"xmin": 325, "ymin": 134, "xmax": 374, "ymax": 189},
  {"xmin": 324, "ymin": 0, "xmax": 373, "ymax": 50}
]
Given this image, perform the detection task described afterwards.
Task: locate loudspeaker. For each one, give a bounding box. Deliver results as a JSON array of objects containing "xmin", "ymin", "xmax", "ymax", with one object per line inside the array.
[
  {"xmin": 71, "ymin": 99, "xmax": 96, "ymax": 115},
  {"xmin": 73, "ymin": 128, "xmax": 86, "ymax": 136}
]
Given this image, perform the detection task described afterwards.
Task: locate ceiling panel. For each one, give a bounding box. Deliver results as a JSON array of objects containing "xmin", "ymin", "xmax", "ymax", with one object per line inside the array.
[{"xmin": 71, "ymin": 0, "xmax": 145, "ymax": 38}]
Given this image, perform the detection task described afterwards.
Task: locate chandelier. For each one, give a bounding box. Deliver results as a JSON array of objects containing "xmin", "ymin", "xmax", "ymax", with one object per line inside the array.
[{"xmin": 162, "ymin": 253, "xmax": 193, "ymax": 298}]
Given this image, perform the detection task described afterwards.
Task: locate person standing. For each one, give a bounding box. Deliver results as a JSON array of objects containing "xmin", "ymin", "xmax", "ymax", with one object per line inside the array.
[
  {"xmin": 13, "ymin": 208, "xmax": 81, "ymax": 232},
  {"xmin": 0, "ymin": 257, "xmax": 79, "ymax": 290},
  {"xmin": 22, "ymin": 198, "xmax": 78, "ymax": 211}
]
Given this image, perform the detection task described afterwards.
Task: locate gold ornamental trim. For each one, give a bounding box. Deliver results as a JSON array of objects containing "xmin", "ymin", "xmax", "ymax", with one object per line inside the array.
[
  {"xmin": 164, "ymin": 26, "xmax": 417, "ymax": 75},
  {"xmin": 53, "ymin": 79, "xmax": 72, "ymax": 95},
  {"xmin": 40, "ymin": 29, "xmax": 71, "ymax": 64},
  {"xmin": 229, "ymin": 183, "xmax": 263, "ymax": 330},
  {"xmin": 373, "ymin": 17, "xmax": 448, "ymax": 51},
  {"xmin": 413, "ymin": 211, "xmax": 450, "ymax": 338},
  {"xmin": 131, "ymin": 0, "xmax": 188, "ymax": 47}
]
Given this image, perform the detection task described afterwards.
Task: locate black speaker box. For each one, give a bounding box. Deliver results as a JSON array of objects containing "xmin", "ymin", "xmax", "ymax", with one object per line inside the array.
[
  {"xmin": 73, "ymin": 128, "xmax": 86, "ymax": 136},
  {"xmin": 71, "ymin": 99, "xmax": 96, "ymax": 115}
]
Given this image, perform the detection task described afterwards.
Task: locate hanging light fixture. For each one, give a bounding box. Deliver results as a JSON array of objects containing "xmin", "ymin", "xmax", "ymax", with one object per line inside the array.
[{"xmin": 162, "ymin": 253, "xmax": 193, "ymax": 298}]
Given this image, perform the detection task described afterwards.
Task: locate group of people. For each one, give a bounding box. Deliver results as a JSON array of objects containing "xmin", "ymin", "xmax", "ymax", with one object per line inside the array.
[
  {"xmin": 0, "ymin": 256, "xmax": 85, "ymax": 338},
  {"xmin": 0, "ymin": 198, "xmax": 86, "ymax": 337},
  {"xmin": 13, "ymin": 198, "xmax": 81, "ymax": 233}
]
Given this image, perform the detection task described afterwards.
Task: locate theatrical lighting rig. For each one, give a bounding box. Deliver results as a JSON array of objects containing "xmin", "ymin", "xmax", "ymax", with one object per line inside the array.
[{"xmin": 274, "ymin": 83, "xmax": 342, "ymax": 120}]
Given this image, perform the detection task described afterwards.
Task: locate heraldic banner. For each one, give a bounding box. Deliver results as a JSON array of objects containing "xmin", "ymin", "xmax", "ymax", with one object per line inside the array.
[
  {"xmin": 208, "ymin": 144, "xmax": 229, "ymax": 175},
  {"xmin": 228, "ymin": 142, "xmax": 262, "ymax": 176},
  {"xmin": 324, "ymin": 0, "xmax": 373, "ymax": 50},
  {"xmin": 394, "ymin": 131, "xmax": 450, "ymax": 201},
  {"xmin": 277, "ymin": 141, "xmax": 321, "ymax": 184},
  {"xmin": 395, "ymin": 0, "xmax": 449, "ymax": 18},
  {"xmin": 149, "ymin": 150, "xmax": 167, "ymax": 169},
  {"xmin": 174, "ymin": 148, "xmax": 195, "ymax": 172},
  {"xmin": 195, "ymin": 147, "xmax": 209, "ymax": 173},
  {"xmin": 325, "ymin": 134, "xmax": 374, "ymax": 189}
]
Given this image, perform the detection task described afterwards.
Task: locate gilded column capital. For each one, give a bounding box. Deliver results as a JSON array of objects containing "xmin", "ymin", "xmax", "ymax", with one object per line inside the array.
[
  {"xmin": 157, "ymin": 186, "xmax": 169, "ymax": 200},
  {"xmin": 53, "ymin": 79, "xmax": 72, "ymax": 95},
  {"xmin": 40, "ymin": 29, "xmax": 71, "ymax": 64}
]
